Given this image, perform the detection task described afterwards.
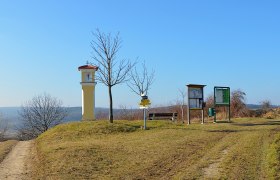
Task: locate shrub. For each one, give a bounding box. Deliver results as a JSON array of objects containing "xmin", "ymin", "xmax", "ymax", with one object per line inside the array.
[{"xmin": 263, "ymin": 111, "xmax": 276, "ymax": 119}]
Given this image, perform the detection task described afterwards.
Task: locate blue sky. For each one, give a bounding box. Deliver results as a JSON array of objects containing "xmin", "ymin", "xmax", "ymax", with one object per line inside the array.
[{"xmin": 0, "ymin": 0, "xmax": 280, "ymax": 107}]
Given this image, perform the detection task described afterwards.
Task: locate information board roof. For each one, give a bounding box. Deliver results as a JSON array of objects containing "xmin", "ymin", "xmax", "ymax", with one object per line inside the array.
[{"xmin": 186, "ymin": 84, "xmax": 206, "ymax": 88}]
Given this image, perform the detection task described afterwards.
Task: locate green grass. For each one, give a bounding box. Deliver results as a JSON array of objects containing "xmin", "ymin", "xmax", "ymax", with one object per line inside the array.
[
  {"xmin": 0, "ymin": 140, "xmax": 18, "ymax": 162},
  {"xmin": 267, "ymin": 131, "xmax": 280, "ymax": 179},
  {"xmin": 34, "ymin": 118, "xmax": 280, "ymax": 179}
]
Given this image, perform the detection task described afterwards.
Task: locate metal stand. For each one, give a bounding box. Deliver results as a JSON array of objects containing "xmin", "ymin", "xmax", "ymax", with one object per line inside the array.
[
  {"xmin": 187, "ymin": 107, "xmax": 190, "ymax": 125},
  {"xmin": 143, "ymin": 109, "xmax": 146, "ymax": 130},
  {"xmin": 214, "ymin": 110, "xmax": 217, "ymax": 123},
  {"xmin": 228, "ymin": 106, "xmax": 231, "ymax": 122}
]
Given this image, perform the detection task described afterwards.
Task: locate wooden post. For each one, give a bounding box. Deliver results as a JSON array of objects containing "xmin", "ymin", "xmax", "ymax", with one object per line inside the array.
[
  {"xmin": 201, "ymin": 109, "xmax": 204, "ymax": 124},
  {"xmin": 187, "ymin": 105, "xmax": 190, "ymax": 125}
]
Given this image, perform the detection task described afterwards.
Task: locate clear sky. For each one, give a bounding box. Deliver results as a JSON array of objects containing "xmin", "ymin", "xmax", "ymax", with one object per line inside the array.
[{"xmin": 0, "ymin": 0, "xmax": 280, "ymax": 108}]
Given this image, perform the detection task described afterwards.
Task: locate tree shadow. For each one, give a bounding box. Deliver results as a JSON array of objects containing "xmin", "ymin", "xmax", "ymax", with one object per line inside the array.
[
  {"xmin": 233, "ymin": 120, "xmax": 280, "ymax": 127},
  {"xmin": 207, "ymin": 129, "xmax": 239, "ymax": 133},
  {"xmin": 214, "ymin": 120, "xmax": 232, "ymax": 123}
]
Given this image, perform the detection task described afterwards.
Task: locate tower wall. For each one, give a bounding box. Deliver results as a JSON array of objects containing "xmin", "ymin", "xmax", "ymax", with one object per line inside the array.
[
  {"xmin": 82, "ymin": 85, "xmax": 95, "ymax": 120},
  {"xmin": 78, "ymin": 64, "xmax": 98, "ymax": 121}
]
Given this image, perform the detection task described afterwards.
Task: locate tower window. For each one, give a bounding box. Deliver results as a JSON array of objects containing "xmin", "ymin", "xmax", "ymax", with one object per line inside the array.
[{"xmin": 86, "ymin": 73, "xmax": 92, "ymax": 82}]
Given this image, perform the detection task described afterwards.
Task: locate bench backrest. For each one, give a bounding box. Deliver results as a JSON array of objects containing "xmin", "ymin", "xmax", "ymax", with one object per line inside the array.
[
  {"xmin": 148, "ymin": 113, "xmax": 178, "ymax": 120},
  {"xmin": 148, "ymin": 113, "xmax": 177, "ymax": 117}
]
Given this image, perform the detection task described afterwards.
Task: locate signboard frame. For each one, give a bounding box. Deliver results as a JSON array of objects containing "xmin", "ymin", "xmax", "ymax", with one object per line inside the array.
[
  {"xmin": 214, "ymin": 86, "xmax": 231, "ymax": 122},
  {"xmin": 215, "ymin": 87, "xmax": 230, "ymax": 106},
  {"xmin": 187, "ymin": 84, "xmax": 206, "ymax": 124},
  {"xmin": 139, "ymin": 95, "xmax": 151, "ymax": 130},
  {"xmin": 188, "ymin": 87, "xmax": 204, "ymax": 110}
]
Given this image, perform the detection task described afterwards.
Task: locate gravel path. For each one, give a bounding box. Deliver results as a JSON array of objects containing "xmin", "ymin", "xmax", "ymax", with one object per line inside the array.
[
  {"xmin": 203, "ymin": 148, "xmax": 229, "ymax": 179},
  {"xmin": 0, "ymin": 140, "xmax": 33, "ymax": 180}
]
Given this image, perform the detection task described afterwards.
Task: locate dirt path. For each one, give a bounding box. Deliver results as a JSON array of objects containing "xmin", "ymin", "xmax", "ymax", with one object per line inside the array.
[
  {"xmin": 203, "ymin": 148, "xmax": 229, "ymax": 179},
  {"xmin": 0, "ymin": 140, "xmax": 34, "ymax": 180}
]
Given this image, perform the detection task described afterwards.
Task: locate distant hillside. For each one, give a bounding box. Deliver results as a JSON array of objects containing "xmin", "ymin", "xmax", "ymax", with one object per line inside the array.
[
  {"xmin": 246, "ymin": 104, "xmax": 279, "ymax": 110},
  {"xmin": 0, "ymin": 104, "xmax": 278, "ymax": 129},
  {"xmin": 0, "ymin": 107, "xmax": 109, "ymax": 130},
  {"xmin": 64, "ymin": 107, "xmax": 110, "ymax": 122},
  {"xmin": 0, "ymin": 107, "xmax": 22, "ymax": 127},
  {"xmin": 246, "ymin": 104, "xmax": 262, "ymax": 109},
  {"xmin": 0, "ymin": 107, "xmax": 132, "ymax": 128}
]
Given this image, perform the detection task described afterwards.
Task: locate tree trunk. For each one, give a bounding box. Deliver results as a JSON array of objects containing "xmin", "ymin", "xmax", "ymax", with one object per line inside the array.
[
  {"xmin": 109, "ymin": 85, "xmax": 114, "ymax": 123},
  {"xmin": 181, "ymin": 105, "xmax": 184, "ymax": 123}
]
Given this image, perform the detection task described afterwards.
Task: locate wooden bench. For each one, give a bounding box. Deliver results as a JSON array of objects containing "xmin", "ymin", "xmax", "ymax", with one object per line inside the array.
[{"xmin": 148, "ymin": 113, "xmax": 178, "ymax": 121}]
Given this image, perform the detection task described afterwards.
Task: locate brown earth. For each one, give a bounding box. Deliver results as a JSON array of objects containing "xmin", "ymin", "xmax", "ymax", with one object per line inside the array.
[
  {"xmin": 0, "ymin": 140, "xmax": 34, "ymax": 180},
  {"xmin": 203, "ymin": 148, "xmax": 229, "ymax": 179}
]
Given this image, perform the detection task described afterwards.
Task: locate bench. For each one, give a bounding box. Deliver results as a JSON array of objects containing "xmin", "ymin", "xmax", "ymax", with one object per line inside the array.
[{"xmin": 148, "ymin": 113, "xmax": 178, "ymax": 121}]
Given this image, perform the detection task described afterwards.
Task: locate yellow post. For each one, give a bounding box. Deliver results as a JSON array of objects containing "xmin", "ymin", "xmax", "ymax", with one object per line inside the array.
[{"xmin": 78, "ymin": 65, "xmax": 98, "ymax": 121}]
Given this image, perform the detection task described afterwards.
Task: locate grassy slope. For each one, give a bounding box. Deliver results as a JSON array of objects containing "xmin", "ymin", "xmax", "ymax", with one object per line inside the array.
[
  {"xmin": 267, "ymin": 131, "xmax": 280, "ymax": 179},
  {"xmin": 35, "ymin": 119, "xmax": 280, "ymax": 179},
  {"xmin": 0, "ymin": 140, "xmax": 18, "ymax": 162}
]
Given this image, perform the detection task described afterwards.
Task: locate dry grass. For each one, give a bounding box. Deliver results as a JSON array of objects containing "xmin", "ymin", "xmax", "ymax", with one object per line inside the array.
[
  {"xmin": 267, "ymin": 131, "xmax": 280, "ymax": 179},
  {"xmin": 0, "ymin": 140, "xmax": 18, "ymax": 163},
  {"xmin": 33, "ymin": 118, "xmax": 280, "ymax": 179}
]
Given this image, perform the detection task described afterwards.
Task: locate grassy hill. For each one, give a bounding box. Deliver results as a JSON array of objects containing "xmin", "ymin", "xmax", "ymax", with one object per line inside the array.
[{"xmin": 33, "ymin": 118, "xmax": 280, "ymax": 179}]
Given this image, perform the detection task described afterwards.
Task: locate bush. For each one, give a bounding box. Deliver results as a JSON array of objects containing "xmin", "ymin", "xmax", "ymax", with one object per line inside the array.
[
  {"xmin": 263, "ymin": 111, "xmax": 275, "ymax": 119},
  {"xmin": 263, "ymin": 110, "xmax": 277, "ymax": 119}
]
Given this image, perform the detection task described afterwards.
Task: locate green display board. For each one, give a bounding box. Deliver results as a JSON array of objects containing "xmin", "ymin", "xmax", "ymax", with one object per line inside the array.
[
  {"xmin": 215, "ymin": 87, "xmax": 230, "ymax": 105},
  {"xmin": 213, "ymin": 86, "xmax": 230, "ymax": 123}
]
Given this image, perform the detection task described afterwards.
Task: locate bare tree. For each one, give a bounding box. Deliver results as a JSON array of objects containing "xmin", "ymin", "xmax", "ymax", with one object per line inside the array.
[
  {"xmin": 231, "ymin": 89, "xmax": 249, "ymax": 117},
  {"xmin": 205, "ymin": 94, "xmax": 214, "ymax": 108},
  {"xmin": 115, "ymin": 105, "xmax": 141, "ymax": 120},
  {"xmin": 177, "ymin": 88, "xmax": 186, "ymax": 123},
  {"xmin": 127, "ymin": 61, "xmax": 155, "ymax": 96},
  {"xmin": 261, "ymin": 100, "xmax": 271, "ymax": 111},
  {"xmin": 91, "ymin": 29, "xmax": 134, "ymax": 123},
  {"xmin": 0, "ymin": 113, "xmax": 8, "ymax": 141},
  {"xmin": 18, "ymin": 93, "xmax": 67, "ymax": 140}
]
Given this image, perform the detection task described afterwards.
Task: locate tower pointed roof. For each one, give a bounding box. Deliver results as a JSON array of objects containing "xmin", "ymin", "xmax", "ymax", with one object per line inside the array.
[{"xmin": 78, "ymin": 65, "xmax": 98, "ymax": 71}]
